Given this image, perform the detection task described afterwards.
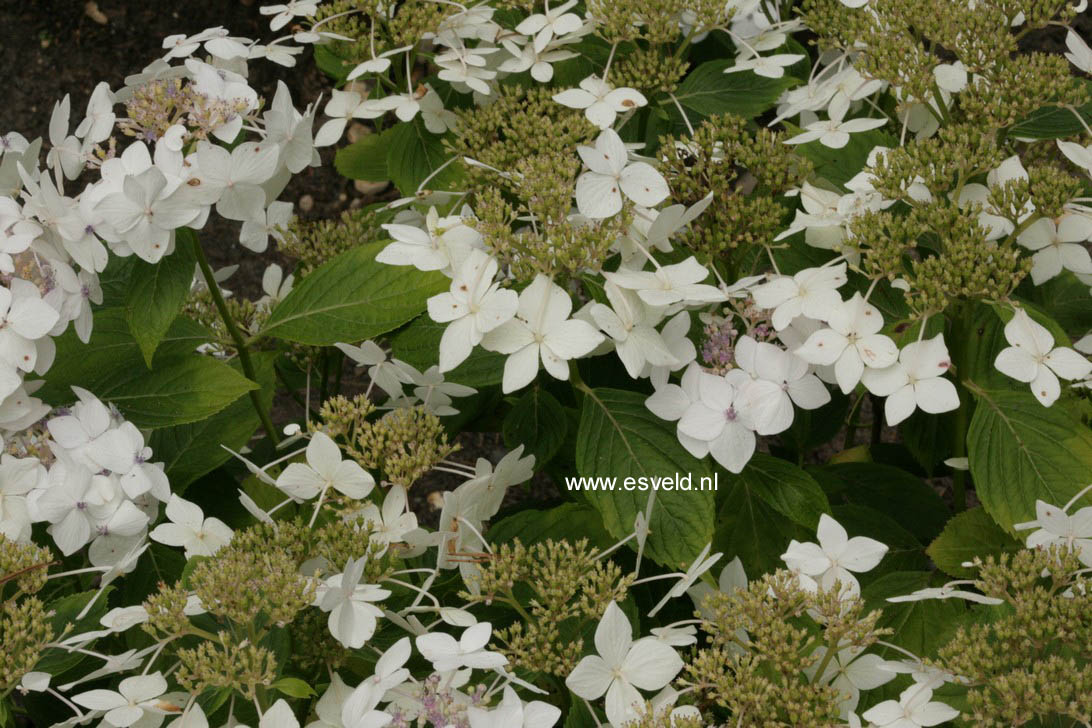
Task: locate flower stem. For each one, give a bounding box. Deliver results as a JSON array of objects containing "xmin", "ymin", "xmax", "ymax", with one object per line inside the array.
[{"xmin": 192, "ymin": 233, "xmax": 280, "ymax": 445}]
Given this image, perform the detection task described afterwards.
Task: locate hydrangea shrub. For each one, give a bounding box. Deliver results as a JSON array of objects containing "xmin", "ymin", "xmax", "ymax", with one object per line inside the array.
[{"xmin": 1, "ymin": 0, "xmax": 1092, "ymax": 726}]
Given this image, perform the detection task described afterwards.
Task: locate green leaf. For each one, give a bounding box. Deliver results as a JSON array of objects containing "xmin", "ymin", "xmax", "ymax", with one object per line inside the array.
[
  {"xmin": 335, "ymin": 131, "xmax": 390, "ymax": 181},
  {"xmin": 90, "ymin": 355, "xmax": 259, "ymax": 429},
  {"xmin": 34, "ymin": 309, "xmax": 209, "ymax": 405},
  {"xmin": 487, "ymin": 502, "xmax": 614, "ymax": 550},
  {"xmin": 385, "ymin": 119, "xmax": 461, "ymax": 196},
  {"xmin": 149, "ymin": 351, "xmax": 278, "ymax": 491},
  {"xmin": 575, "ymin": 388, "xmax": 715, "ymax": 567},
  {"xmin": 271, "ymin": 677, "xmax": 316, "ymax": 699},
  {"xmin": 390, "ymin": 314, "xmax": 504, "ymax": 387},
  {"xmin": 126, "ymin": 228, "xmax": 198, "ymax": 366},
  {"xmin": 926, "ymin": 507, "xmax": 1021, "ymax": 578},
  {"xmin": 503, "ymin": 387, "xmax": 568, "ymax": 468},
  {"xmin": 718, "ymin": 454, "xmax": 831, "ymax": 529},
  {"xmin": 823, "ymin": 463, "xmax": 950, "ymax": 542},
  {"xmin": 966, "ymin": 384, "xmax": 1092, "ymax": 532},
  {"xmin": 1008, "ymin": 81, "xmax": 1092, "ymax": 140},
  {"xmin": 668, "ymin": 60, "xmax": 798, "ymax": 120},
  {"xmin": 714, "ymin": 477, "xmax": 806, "ymax": 576},
  {"xmin": 862, "ymin": 571, "xmax": 964, "ymax": 656},
  {"xmin": 262, "ymin": 243, "xmax": 448, "ymax": 346}
]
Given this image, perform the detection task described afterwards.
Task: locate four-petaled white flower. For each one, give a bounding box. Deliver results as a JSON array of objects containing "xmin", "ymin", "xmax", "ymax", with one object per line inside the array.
[
  {"xmin": 553, "ymin": 75, "xmax": 646, "ymax": 129},
  {"xmin": 752, "ymin": 263, "xmax": 847, "ymax": 331},
  {"xmin": 993, "ymin": 308, "xmax": 1091, "ymax": 406},
  {"xmin": 574, "ymin": 129, "xmax": 668, "ymax": 219},
  {"xmin": 604, "ymin": 257, "xmax": 725, "ymax": 307},
  {"xmin": 276, "ymin": 431, "xmax": 376, "ymax": 501},
  {"xmin": 805, "ymin": 646, "xmax": 895, "ymax": 716},
  {"xmin": 565, "ymin": 601, "xmax": 684, "ymax": 728},
  {"xmin": 149, "ymin": 495, "xmax": 233, "ymax": 559},
  {"xmin": 734, "ymin": 335, "xmax": 831, "ymax": 435},
  {"xmin": 861, "ymin": 334, "xmax": 959, "ymax": 425},
  {"xmin": 781, "ymin": 514, "xmax": 888, "ymax": 594},
  {"xmin": 416, "ymin": 622, "xmax": 509, "ymax": 672},
  {"xmin": 428, "ymin": 249, "xmax": 518, "ymax": 373},
  {"xmin": 725, "ymin": 53, "xmax": 805, "ymax": 79},
  {"xmin": 861, "ymin": 685, "xmax": 960, "ymax": 728},
  {"xmin": 467, "ymin": 685, "xmax": 561, "ymax": 728},
  {"xmin": 794, "ymin": 293, "xmax": 899, "ymax": 394},
  {"xmin": 1013, "ymin": 490, "xmax": 1092, "ymax": 567},
  {"xmin": 73, "ymin": 673, "xmax": 170, "ymax": 728},
  {"xmin": 481, "ymin": 274, "xmax": 604, "ymax": 393},
  {"xmin": 783, "ymin": 102, "xmax": 887, "ymax": 149},
  {"xmin": 1016, "ymin": 215, "xmax": 1092, "ymax": 285},
  {"xmin": 316, "ymin": 556, "xmax": 391, "ymax": 649}
]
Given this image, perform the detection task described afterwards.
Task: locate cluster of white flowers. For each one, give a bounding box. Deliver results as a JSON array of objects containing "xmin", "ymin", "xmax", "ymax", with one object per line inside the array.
[
  {"xmin": 295, "ymin": 0, "xmax": 1091, "ymax": 483},
  {"xmin": 1, "ymin": 389, "xmax": 166, "ymax": 572}
]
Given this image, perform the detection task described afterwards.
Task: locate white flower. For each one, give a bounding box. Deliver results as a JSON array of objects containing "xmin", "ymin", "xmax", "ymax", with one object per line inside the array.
[
  {"xmin": 805, "ymin": 647, "xmax": 895, "ymax": 716},
  {"xmin": 257, "ymin": 261, "xmax": 295, "ymax": 308},
  {"xmin": 192, "ymin": 140, "xmax": 280, "ymax": 222},
  {"xmin": 751, "ymin": 263, "xmax": 847, "ymax": 331},
  {"xmin": 416, "ymin": 622, "xmax": 509, "ymax": 672},
  {"xmin": 781, "ymin": 514, "xmax": 888, "ymax": 594},
  {"xmin": 339, "ymin": 681, "xmax": 392, "ymax": 728},
  {"xmin": 261, "ymin": 1, "xmax": 319, "ymax": 31},
  {"xmin": 33, "ymin": 459, "xmax": 113, "ymax": 556},
  {"xmin": 604, "ymin": 257, "xmax": 725, "ymax": 307},
  {"xmin": 419, "ymin": 86, "xmax": 458, "ymax": 134},
  {"xmin": 590, "ymin": 282, "xmax": 678, "ymax": 378},
  {"xmin": 346, "ymin": 43, "xmax": 414, "ymax": 80},
  {"xmin": 515, "ymin": 0, "xmax": 583, "ymax": 51},
  {"xmin": 993, "ymin": 308, "xmax": 1091, "ymax": 406},
  {"xmin": 783, "ymin": 102, "xmax": 887, "ymax": 149},
  {"xmin": 314, "ymin": 90, "xmax": 394, "ymax": 147},
  {"xmin": 434, "ymin": 45, "xmax": 499, "ymax": 95},
  {"xmin": 378, "ymin": 207, "xmax": 483, "ymax": 274},
  {"xmin": 72, "ymin": 673, "xmax": 169, "ymax": 728},
  {"xmin": 354, "ymin": 485, "xmax": 418, "ymax": 554},
  {"xmin": 575, "ymin": 129, "xmax": 668, "ymax": 219},
  {"xmin": 1016, "ymin": 215, "xmax": 1092, "ymax": 285},
  {"xmin": 1013, "ymin": 492, "xmax": 1092, "ymax": 567},
  {"xmin": 861, "ymin": 334, "xmax": 959, "ymax": 426},
  {"xmin": 0, "ymin": 281, "xmax": 60, "ymax": 373},
  {"xmin": 427, "ymin": 250, "xmax": 518, "ymax": 373},
  {"xmin": 645, "ymin": 362, "xmax": 726, "ymax": 466},
  {"xmin": 725, "ymin": 53, "xmax": 804, "ymax": 78},
  {"xmin": 481, "ymin": 275, "xmax": 604, "ymax": 393},
  {"xmin": 734, "ymin": 335, "xmax": 831, "ymax": 435},
  {"xmin": 334, "ymin": 340, "xmax": 414, "ymax": 400},
  {"xmin": 955, "ymin": 156, "xmax": 1031, "ymax": 240},
  {"xmin": 676, "ymin": 370, "xmax": 757, "ymax": 474},
  {"xmin": 861, "ymin": 685, "xmax": 959, "ymax": 728},
  {"xmin": 887, "ymin": 582, "xmax": 1003, "ymax": 606},
  {"xmin": 565, "ymin": 601, "xmax": 684, "ymax": 728},
  {"xmin": 399, "ymin": 363, "xmax": 477, "ymax": 416},
  {"xmin": 456, "ymin": 445, "xmax": 536, "ymax": 522},
  {"xmin": 86, "ymin": 421, "xmax": 170, "ymax": 500},
  {"xmin": 316, "ymin": 556, "xmax": 390, "ymax": 649},
  {"xmin": 276, "ymin": 432, "xmax": 376, "ymax": 501},
  {"xmin": 264, "ymin": 81, "xmax": 317, "ymax": 174},
  {"xmin": 467, "ymin": 685, "xmax": 561, "ymax": 728},
  {"xmin": 149, "ymin": 495, "xmax": 233, "ymax": 558},
  {"xmin": 553, "ymin": 75, "xmax": 646, "ymax": 129},
  {"xmin": 95, "ymin": 166, "xmax": 202, "ymax": 263},
  {"xmin": 794, "ymin": 293, "xmax": 899, "ymax": 394}
]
